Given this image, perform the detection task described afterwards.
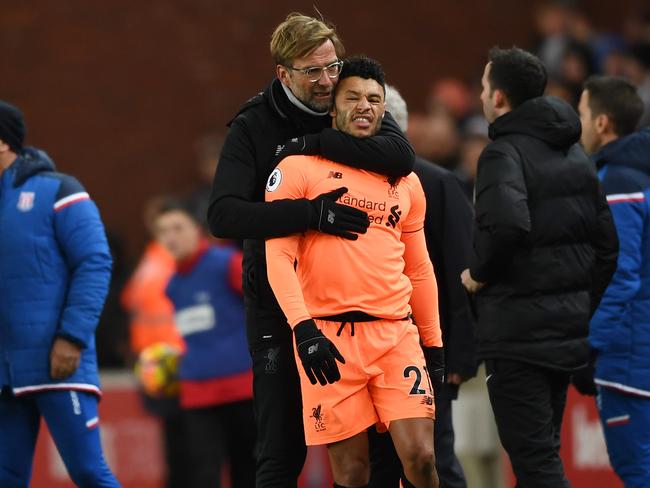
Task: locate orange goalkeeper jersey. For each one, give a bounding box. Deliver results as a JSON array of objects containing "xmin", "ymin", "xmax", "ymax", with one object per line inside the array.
[{"xmin": 265, "ymin": 155, "xmax": 442, "ymax": 347}]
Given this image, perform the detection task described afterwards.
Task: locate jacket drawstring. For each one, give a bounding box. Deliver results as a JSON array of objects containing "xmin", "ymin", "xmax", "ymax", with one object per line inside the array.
[{"xmin": 336, "ymin": 321, "xmax": 355, "ymax": 337}]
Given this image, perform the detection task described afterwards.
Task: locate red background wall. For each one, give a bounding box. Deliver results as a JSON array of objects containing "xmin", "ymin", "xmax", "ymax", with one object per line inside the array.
[{"xmin": 1, "ymin": 0, "xmax": 645, "ymax": 258}]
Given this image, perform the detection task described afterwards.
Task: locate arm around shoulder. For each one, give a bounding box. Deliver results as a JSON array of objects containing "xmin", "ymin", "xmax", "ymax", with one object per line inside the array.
[
  {"xmin": 319, "ymin": 112, "xmax": 414, "ymax": 178},
  {"xmin": 207, "ymin": 119, "xmax": 314, "ymax": 239}
]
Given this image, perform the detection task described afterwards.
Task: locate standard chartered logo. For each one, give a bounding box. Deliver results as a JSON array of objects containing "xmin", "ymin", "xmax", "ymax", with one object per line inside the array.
[
  {"xmin": 339, "ymin": 194, "xmax": 386, "ymax": 211},
  {"xmin": 339, "ymin": 194, "xmax": 391, "ymax": 225},
  {"xmin": 386, "ymin": 205, "xmax": 402, "ymax": 228}
]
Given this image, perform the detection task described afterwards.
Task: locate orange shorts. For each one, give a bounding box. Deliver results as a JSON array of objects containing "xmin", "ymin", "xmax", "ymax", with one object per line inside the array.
[{"xmin": 295, "ymin": 317, "xmax": 435, "ymax": 446}]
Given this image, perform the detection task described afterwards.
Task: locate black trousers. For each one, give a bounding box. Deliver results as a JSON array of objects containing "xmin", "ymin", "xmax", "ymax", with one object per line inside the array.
[
  {"xmin": 183, "ymin": 400, "xmax": 256, "ymax": 488},
  {"xmin": 485, "ymin": 358, "xmax": 571, "ymax": 488},
  {"xmin": 368, "ymin": 383, "xmax": 467, "ymax": 487},
  {"xmin": 251, "ymin": 337, "xmax": 307, "ymax": 488},
  {"xmin": 141, "ymin": 394, "xmax": 190, "ymax": 488}
]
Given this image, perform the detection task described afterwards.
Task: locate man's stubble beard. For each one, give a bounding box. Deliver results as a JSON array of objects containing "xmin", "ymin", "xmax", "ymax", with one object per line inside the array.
[{"xmin": 305, "ymin": 94, "xmax": 332, "ymax": 113}]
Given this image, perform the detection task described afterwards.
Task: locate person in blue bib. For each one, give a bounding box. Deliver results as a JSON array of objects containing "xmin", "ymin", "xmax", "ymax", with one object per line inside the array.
[{"xmin": 154, "ymin": 198, "xmax": 256, "ymax": 488}]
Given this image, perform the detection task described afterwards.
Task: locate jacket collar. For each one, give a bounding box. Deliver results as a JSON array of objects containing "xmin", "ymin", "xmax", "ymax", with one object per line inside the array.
[
  {"xmin": 10, "ymin": 147, "xmax": 56, "ymax": 187},
  {"xmin": 488, "ymin": 96, "xmax": 581, "ymax": 149},
  {"xmin": 266, "ymin": 79, "xmax": 330, "ymax": 133},
  {"xmin": 592, "ymin": 128, "xmax": 650, "ymax": 175},
  {"xmin": 279, "ymin": 82, "xmax": 329, "ymax": 117}
]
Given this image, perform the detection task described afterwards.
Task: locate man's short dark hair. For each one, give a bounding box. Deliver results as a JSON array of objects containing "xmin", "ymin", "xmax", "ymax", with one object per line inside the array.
[
  {"xmin": 583, "ymin": 75, "xmax": 644, "ymax": 136},
  {"xmin": 488, "ymin": 47, "xmax": 548, "ymax": 108},
  {"xmin": 156, "ymin": 197, "xmax": 200, "ymax": 224},
  {"xmin": 337, "ymin": 56, "xmax": 385, "ymax": 93}
]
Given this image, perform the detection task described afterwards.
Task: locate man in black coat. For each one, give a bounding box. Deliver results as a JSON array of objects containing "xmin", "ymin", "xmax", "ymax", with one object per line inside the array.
[
  {"xmin": 208, "ymin": 13, "xmax": 415, "ymax": 488},
  {"xmin": 461, "ymin": 47, "xmax": 618, "ymax": 487},
  {"xmin": 367, "ymin": 85, "xmax": 477, "ymax": 488}
]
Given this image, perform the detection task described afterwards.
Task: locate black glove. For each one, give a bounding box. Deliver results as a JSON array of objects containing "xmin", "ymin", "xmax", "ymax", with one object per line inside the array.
[
  {"xmin": 423, "ymin": 346, "xmax": 445, "ymax": 394},
  {"xmin": 294, "ymin": 319, "xmax": 345, "ymax": 386},
  {"xmin": 309, "ymin": 187, "xmax": 369, "ymax": 240},
  {"xmin": 274, "ymin": 134, "xmax": 321, "ymax": 165},
  {"xmin": 571, "ymin": 362, "xmax": 597, "ymax": 396}
]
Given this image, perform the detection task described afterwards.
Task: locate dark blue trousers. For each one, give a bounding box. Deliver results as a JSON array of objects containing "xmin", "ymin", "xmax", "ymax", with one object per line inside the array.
[
  {"xmin": 0, "ymin": 388, "xmax": 120, "ymax": 488},
  {"xmin": 598, "ymin": 386, "xmax": 650, "ymax": 488}
]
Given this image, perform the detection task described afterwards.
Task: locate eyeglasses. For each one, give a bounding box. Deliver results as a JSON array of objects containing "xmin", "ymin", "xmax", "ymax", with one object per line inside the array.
[{"xmin": 286, "ymin": 61, "xmax": 344, "ymax": 83}]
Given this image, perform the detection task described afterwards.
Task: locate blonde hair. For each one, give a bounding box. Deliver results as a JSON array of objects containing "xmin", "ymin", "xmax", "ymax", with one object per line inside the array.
[{"xmin": 270, "ymin": 12, "xmax": 344, "ymax": 66}]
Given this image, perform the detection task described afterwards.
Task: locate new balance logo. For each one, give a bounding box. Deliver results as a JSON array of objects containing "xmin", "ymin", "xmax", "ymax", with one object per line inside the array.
[
  {"xmin": 385, "ymin": 205, "xmax": 402, "ymax": 228},
  {"xmin": 327, "ymin": 210, "xmax": 335, "ymax": 224},
  {"xmin": 275, "ymin": 144, "xmax": 284, "ymax": 156},
  {"xmin": 308, "ymin": 343, "xmax": 319, "ymax": 355},
  {"xmin": 327, "ymin": 171, "xmax": 343, "ymax": 179}
]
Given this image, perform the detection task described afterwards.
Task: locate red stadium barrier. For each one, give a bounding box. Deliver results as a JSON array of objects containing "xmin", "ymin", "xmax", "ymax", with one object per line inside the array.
[
  {"xmin": 31, "ymin": 372, "xmax": 332, "ymax": 487},
  {"xmin": 31, "ymin": 374, "xmax": 623, "ymax": 488}
]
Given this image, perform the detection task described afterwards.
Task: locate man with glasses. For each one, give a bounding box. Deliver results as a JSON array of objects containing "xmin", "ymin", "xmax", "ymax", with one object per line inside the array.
[
  {"xmin": 283, "ymin": 60, "xmax": 345, "ymax": 106},
  {"xmin": 208, "ymin": 12, "xmax": 415, "ymax": 488},
  {"xmin": 287, "ymin": 61, "xmax": 344, "ymax": 80}
]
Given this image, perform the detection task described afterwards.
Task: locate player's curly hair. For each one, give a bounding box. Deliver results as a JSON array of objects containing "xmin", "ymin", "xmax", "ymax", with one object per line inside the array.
[{"xmin": 337, "ymin": 55, "xmax": 386, "ymax": 93}]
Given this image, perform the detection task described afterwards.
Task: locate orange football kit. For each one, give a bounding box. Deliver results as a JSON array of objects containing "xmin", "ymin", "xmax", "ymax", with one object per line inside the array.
[{"xmin": 266, "ymin": 154, "xmax": 442, "ymax": 445}]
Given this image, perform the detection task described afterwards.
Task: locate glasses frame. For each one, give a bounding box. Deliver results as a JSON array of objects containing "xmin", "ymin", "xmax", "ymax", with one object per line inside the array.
[{"xmin": 285, "ymin": 60, "xmax": 344, "ymax": 83}]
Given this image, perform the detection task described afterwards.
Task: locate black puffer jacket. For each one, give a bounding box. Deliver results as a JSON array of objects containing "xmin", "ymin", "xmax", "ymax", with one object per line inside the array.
[
  {"xmin": 470, "ymin": 96, "xmax": 618, "ymax": 370},
  {"xmin": 208, "ymin": 79, "xmax": 415, "ymax": 348}
]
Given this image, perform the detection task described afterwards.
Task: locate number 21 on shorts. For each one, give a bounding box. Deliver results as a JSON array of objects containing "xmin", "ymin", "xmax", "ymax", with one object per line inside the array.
[{"xmin": 404, "ymin": 364, "xmax": 433, "ymax": 396}]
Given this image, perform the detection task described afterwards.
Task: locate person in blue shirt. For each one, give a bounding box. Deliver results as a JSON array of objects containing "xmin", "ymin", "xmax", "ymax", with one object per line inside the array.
[
  {"xmin": 0, "ymin": 101, "xmax": 119, "ymax": 487},
  {"xmin": 576, "ymin": 76, "xmax": 650, "ymax": 487},
  {"xmin": 154, "ymin": 198, "xmax": 255, "ymax": 488}
]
